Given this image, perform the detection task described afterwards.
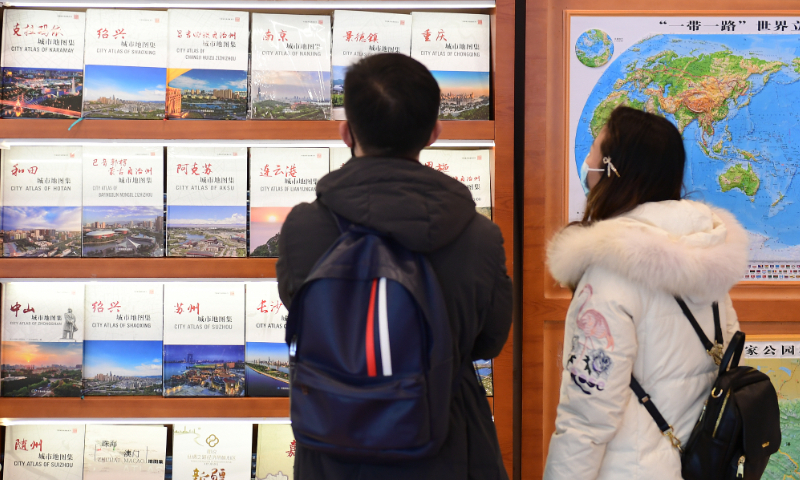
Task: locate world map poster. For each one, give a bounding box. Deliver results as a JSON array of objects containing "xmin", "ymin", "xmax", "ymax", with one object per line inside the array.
[
  {"xmin": 743, "ymin": 336, "xmax": 800, "ymax": 479},
  {"xmin": 568, "ymin": 15, "xmax": 800, "ymax": 280}
]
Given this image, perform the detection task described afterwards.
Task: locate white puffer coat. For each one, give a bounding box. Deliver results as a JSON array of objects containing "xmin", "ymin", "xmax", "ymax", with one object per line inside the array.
[{"xmin": 543, "ymin": 200, "xmax": 749, "ymax": 480}]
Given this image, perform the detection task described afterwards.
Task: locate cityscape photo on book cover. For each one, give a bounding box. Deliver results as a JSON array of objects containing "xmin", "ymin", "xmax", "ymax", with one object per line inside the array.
[
  {"xmin": 83, "ymin": 206, "xmax": 165, "ymax": 257},
  {"xmin": 163, "ymin": 344, "xmax": 245, "ymax": 397}
]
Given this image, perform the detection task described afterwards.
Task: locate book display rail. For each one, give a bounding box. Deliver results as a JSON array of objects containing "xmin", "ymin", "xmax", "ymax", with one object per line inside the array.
[{"xmin": 0, "ymin": 0, "xmax": 516, "ymax": 477}]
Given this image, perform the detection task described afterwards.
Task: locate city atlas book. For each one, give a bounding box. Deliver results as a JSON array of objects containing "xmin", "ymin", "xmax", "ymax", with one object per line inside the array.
[
  {"xmin": 474, "ymin": 359, "xmax": 493, "ymax": 396},
  {"xmin": 1, "ymin": 9, "xmax": 86, "ymax": 118},
  {"xmin": 163, "ymin": 282, "xmax": 245, "ymax": 397},
  {"xmin": 249, "ymin": 148, "xmax": 329, "ymax": 257},
  {"xmin": 4, "ymin": 424, "xmax": 86, "ymax": 480},
  {"xmin": 166, "ymin": 9, "xmax": 249, "ymax": 120},
  {"xmin": 1, "ymin": 282, "xmax": 85, "ymax": 397},
  {"xmin": 83, "ymin": 424, "xmax": 167, "ymax": 480},
  {"xmin": 256, "ymin": 423, "xmax": 295, "ymax": 480},
  {"xmin": 82, "ymin": 147, "xmax": 165, "ymax": 258},
  {"xmin": 419, "ymin": 149, "xmax": 492, "ymax": 219},
  {"xmin": 166, "ymin": 147, "xmax": 247, "ymax": 258},
  {"xmin": 331, "ymin": 10, "xmax": 411, "ymax": 120},
  {"xmin": 2, "ymin": 147, "xmax": 83, "ymax": 257},
  {"xmin": 329, "ymin": 147, "xmax": 351, "ymax": 172},
  {"xmin": 172, "ymin": 423, "xmax": 252, "ymax": 480},
  {"xmin": 246, "ymin": 281, "xmax": 289, "ymax": 397},
  {"xmin": 83, "ymin": 282, "xmax": 164, "ymax": 396},
  {"xmin": 251, "ymin": 14, "xmax": 331, "ymax": 120},
  {"xmin": 411, "ymin": 13, "xmax": 490, "ymax": 120},
  {"xmin": 83, "ymin": 9, "xmax": 168, "ymax": 119}
]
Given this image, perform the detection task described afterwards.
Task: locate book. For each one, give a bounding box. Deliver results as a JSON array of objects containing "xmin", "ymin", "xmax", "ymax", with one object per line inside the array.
[
  {"xmin": 163, "ymin": 282, "xmax": 246, "ymax": 397},
  {"xmin": 411, "ymin": 13, "xmax": 491, "ymax": 120},
  {"xmin": 251, "ymin": 14, "xmax": 331, "ymax": 120},
  {"xmin": 249, "ymin": 148, "xmax": 329, "ymax": 257},
  {"xmin": 1, "ymin": 146, "xmax": 83, "ymax": 257},
  {"xmin": 1, "ymin": 282, "xmax": 84, "ymax": 397},
  {"xmin": 1, "ymin": 10, "xmax": 86, "ymax": 118},
  {"xmin": 82, "ymin": 9, "xmax": 168, "ymax": 119},
  {"xmin": 82, "ymin": 282, "xmax": 164, "ymax": 396},
  {"xmin": 329, "ymin": 147, "xmax": 351, "ymax": 172},
  {"xmin": 172, "ymin": 423, "xmax": 252, "ymax": 479},
  {"xmin": 245, "ymin": 281, "xmax": 289, "ymax": 396},
  {"xmin": 4, "ymin": 424, "xmax": 86, "ymax": 479},
  {"xmin": 419, "ymin": 149, "xmax": 492, "ymax": 219},
  {"xmin": 166, "ymin": 147, "xmax": 247, "ymax": 257},
  {"xmin": 83, "ymin": 424, "xmax": 167, "ymax": 479},
  {"xmin": 256, "ymin": 424, "xmax": 295, "ymax": 480},
  {"xmin": 330, "ymin": 11, "xmax": 412, "ymax": 120},
  {"xmin": 166, "ymin": 9, "xmax": 249, "ymax": 120},
  {"xmin": 82, "ymin": 146, "xmax": 165, "ymax": 258},
  {"xmin": 474, "ymin": 359, "xmax": 493, "ymax": 396}
]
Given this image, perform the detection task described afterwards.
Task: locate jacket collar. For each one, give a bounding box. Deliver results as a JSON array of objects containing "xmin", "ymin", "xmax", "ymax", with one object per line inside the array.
[{"xmin": 547, "ymin": 200, "xmax": 748, "ymax": 299}]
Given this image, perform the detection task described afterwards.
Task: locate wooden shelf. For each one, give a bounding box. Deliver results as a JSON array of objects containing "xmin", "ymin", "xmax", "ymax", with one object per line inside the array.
[
  {"xmin": 0, "ymin": 258, "xmax": 277, "ymax": 279},
  {"xmin": 0, "ymin": 119, "xmax": 494, "ymax": 141},
  {"xmin": 0, "ymin": 397, "xmax": 289, "ymax": 420}
]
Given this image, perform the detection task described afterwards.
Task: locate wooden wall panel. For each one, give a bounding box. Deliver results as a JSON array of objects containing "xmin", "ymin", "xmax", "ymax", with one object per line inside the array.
[{"xmin": 524, "ymin": 1, "xmax": 800, "ymax": 478}]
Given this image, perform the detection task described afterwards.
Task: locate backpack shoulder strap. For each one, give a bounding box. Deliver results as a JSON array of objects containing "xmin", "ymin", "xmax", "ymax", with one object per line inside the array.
[
  {"xmin": 675, "ymin": 296, "xmax": 723, "ymax": 365},
  {"xmin": 630, "ymin": 376, "xmax": 683, "ymax": 452}
]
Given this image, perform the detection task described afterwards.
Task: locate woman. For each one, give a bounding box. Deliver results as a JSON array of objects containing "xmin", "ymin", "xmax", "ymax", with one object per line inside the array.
[{"xmin": 543, "ymin": 107, "xmax": 748, "ymax": 480}]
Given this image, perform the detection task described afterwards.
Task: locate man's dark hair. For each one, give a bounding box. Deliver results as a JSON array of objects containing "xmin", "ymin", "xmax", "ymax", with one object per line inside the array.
[{"xmin": 344, "ymin": 53, "xmax": 441, "ymax": 158}]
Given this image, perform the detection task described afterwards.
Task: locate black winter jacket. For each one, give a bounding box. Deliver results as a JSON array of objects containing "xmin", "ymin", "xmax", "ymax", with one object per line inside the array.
[{"xmin": 276, "ymin": 155, "xmax": 512, "ymax": 480}]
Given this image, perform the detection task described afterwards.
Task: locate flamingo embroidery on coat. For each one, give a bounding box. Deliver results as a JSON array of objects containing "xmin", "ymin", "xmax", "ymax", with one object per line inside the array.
[{"xmin": 567, "ymin": 284, "xmax": 615, "ymax": 395}]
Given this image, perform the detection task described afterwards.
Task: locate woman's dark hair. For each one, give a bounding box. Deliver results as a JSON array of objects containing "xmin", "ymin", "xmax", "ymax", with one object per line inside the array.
[
  {"xmin": 344, "ymin": 53, "xmax": 440, "ymax": 158},
  {"xmin": 583, "ymin": 106, "xmax": 686, "ymax": 223}
]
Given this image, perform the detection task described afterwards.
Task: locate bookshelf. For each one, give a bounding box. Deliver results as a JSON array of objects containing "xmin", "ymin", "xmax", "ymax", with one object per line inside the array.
[{"xmin": 0, "ymin": 0, "xmax": 515, "ymax": 476}]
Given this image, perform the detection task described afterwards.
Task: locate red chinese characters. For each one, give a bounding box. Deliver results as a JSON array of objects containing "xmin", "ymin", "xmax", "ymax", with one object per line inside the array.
[
  {"xmin": 175, "ymin": 303, "xmax": 200, "ymax": 315},
  {"xmin": 92, "ymin": 300, "xmax": 121, "ymax": 313},
  {"xmin": 264, "ymin": 29, "xmax": 274, "ymax": 41},
  {"xmin": 176, "ymin": 163, "xmax": 213, "ymax": 176},
  {"xmin": 256, "ymin": 299, "xmax": 283, "ymax": 314},
  {"xmin": 10, "ymin": 164, "xmax": 39, "ymax": 176},
  {"xmin": 14, "ymin": 439, "xmax": 42, "ymax": 451},
  {"xmin": 10, "ymin": 302, "xmax": 21, "ymax": 317},
  {"xmin": 259, "ymin": 164, "xmax": 297, "ymax": 178},
  {"xmin": 14, "ymin": 23, "xmax": 62, "ymax": 37},
  {"xmin": 344, "ymin": 31, "xmax": 378, "ymax": 42}
]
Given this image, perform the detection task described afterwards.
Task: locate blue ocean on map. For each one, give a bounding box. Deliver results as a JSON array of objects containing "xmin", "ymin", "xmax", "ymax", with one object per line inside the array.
[{"xmin": 576, "ymin": 34, "xmax": 800, "ymax": 258}]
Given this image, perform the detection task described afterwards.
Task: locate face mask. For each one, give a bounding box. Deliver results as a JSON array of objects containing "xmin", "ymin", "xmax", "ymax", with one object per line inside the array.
[
  {"xmin": 579, "ymin": 156, "xmax": 605, "ymax": 196},
  {"xmin": 348, "ymin": 124, "xmax": 357, "ymax": 158}
]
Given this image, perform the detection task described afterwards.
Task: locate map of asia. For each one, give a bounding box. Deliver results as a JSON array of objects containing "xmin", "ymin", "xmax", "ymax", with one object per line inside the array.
[{"xmin": 569, "ymin": 16, "xmax": 800, "ymax": 280}]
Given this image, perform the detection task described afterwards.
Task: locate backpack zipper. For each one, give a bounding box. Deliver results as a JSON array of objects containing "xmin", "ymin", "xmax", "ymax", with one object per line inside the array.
[
  {"xmin": 712, "ymin": 390, "xmax": 731, "ymax": 438},
  {"xmin": 736, "ymin": 455, "xmax": 745, "ymax": 478}
]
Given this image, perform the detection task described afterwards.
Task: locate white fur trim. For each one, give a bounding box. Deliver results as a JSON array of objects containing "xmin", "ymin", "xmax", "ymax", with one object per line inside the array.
[{"xmin": 547, "ymin": 202, "xmax": 748, "ymax": 298}]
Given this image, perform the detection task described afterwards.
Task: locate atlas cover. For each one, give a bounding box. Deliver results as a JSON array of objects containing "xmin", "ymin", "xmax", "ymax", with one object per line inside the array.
[
  {"xmin": 82, "ymin": 9, "xmax": 168, "ymax": 119},
  {"xmin": 256, "ymin": 423, "xmax": 296, "ymax": 480},
  {"xmin": 162, "ymin": 282, "xmax": 245, "ymax": 397},
  {"xmin": 1, "ymin": 9, "xmax": 86, "ymax": 118},
  {"xmin": 1, "ymin": 282, "xmax": 85, "ymax": 397},
  {"xmin": 245, "ymin": 281, "xmax": 290, "ymax": 396},
  {"xmin": 249, "ymin": 148, "xmax": 328, "ymax": 257},
  {"xmin": 2, "ymin": 147, "xmax": 82, "ymax": 257},
  {"xmin": 328, "ymin": 147, "xmax": 351, "ymax": 172},
  {"xmin": 4, "ymin": 424, "xmax": 86, "ymax": 479},
  {"xmin": 166, "ymin": 147, "xmax": 247, "ymax": 258},
  {"xmin": 82, "ymin": 282, "xmax": 164, "ymax": 396},
  {"xmin": 83, "ymin": 424, "xmax": 167, "ymax": 479},
  {"xmin": 171, "ymin": 423, "xmax": 252, "ymax": 479},
  {"xmin": 330, "ymin": 10, "xmax": 411, "ymax": 120},
  {"xmin": 251, "ymin": 14, "xmax": 331, "ymax": 120},
  {"xmin": 411, "ymin": 13, "xmax": 490, "ymax": 120},
  {"xmin": 419, "ymin": 149, "xmax": 492, "ymax": 219},
  {"xmin": 82, "ymin": 146, "xmax": 165, "ymax": 257},
  {"xmin": 166, "ymin": 9, "xmax": 249, "ymax": 120}
]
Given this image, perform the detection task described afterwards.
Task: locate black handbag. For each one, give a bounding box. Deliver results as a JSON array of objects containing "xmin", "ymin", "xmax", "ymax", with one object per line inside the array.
[{"xmin": 630, "ymin": 297, "xmax": 781, "ymax": 479}]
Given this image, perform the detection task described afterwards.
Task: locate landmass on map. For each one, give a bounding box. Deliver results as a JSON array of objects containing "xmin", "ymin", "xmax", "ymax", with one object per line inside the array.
[{"xmin": 575, "ymin": 34, "xmax": 800, "ymax": 260}]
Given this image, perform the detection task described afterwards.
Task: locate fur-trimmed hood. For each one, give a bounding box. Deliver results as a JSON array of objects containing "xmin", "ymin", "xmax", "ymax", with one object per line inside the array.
[{"xmin": 547, "ymin": 200, "xmax": 748, "ymax": 299}]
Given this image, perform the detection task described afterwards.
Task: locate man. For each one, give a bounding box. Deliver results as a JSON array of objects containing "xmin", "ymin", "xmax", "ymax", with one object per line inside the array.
[
  {"xmin": 276, "ymin": 53, "xmax": 512, "ymax": 479},
  {"xmin": 61, "ymin": 308, "xmax": 77, "ymax": 340}
]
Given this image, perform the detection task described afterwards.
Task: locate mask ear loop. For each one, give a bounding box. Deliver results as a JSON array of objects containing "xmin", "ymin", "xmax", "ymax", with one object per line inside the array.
[{"xmin": 603, "ymin": 157, "xmax": 620, "ymax": 177}]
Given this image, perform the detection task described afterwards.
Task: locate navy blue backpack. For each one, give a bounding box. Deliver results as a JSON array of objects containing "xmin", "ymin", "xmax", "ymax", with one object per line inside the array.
[{"xmin": 286, "ymin": 213, "xmax": 454, "ymax": 461}]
